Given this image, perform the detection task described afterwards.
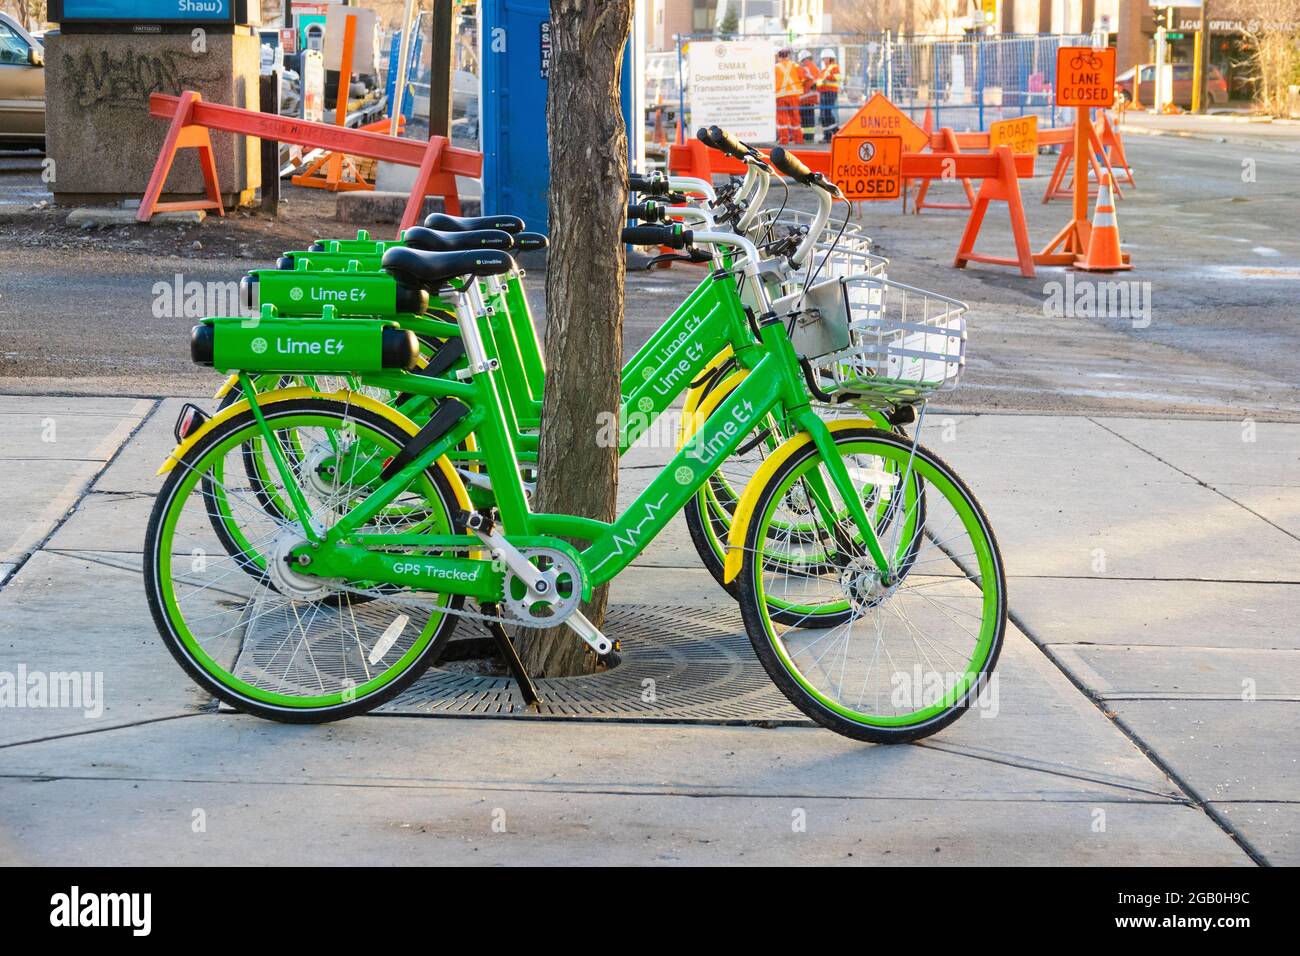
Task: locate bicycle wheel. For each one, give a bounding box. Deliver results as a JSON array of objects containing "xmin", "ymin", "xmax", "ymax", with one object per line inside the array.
[
  {"xmin": 146, "ymin": 397, "xmax": 465, "ymax": 722},
  {"xmin": 684, "ymin": 370, "xmax": 920, "ymax": 611},
  {"xmin": 736, "ymin": 426, "xmax": 1005, "ymax": 743}
]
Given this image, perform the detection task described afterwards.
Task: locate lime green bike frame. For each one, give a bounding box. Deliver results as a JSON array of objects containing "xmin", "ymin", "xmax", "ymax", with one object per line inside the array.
[{"xmin": 246, "ymin": 263, "xmax": 892, "ymax": 603}]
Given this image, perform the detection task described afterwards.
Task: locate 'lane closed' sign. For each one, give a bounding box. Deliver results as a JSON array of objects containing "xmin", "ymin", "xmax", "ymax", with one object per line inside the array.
[
  {"xmin": 831, "ymin": 135, "xmax": 902, "ymax": 201},
  {"xmin": 1055, "ymin": 46, "xmax": 1116, "ymax": 108}
]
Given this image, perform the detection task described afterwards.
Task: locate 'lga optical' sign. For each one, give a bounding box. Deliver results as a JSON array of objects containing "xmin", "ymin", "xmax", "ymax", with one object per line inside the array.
[{"xmin": 53, "ymin": 0, "xmax": 235, "ymax": 23}]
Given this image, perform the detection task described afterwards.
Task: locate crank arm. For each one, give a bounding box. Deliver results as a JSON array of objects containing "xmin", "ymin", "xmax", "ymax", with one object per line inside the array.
[{"xmin": 566, "ymin": 611, "xmax": 613, "ymax": 656}]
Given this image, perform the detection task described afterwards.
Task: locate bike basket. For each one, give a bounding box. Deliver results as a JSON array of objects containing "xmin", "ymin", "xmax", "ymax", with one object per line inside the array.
[
  {"xmin": 757, "ymin": 209, "xmax": 871, "ymax": 253},
  {"xmin": 191, "ymin": 314, "xmax": 420, "ymax": 374},
  {"xmin": 782, "ymin": 275, "xmax": 967, "ymax": 401},
  {"xmin": 810, "ymin": 244, "xmax": 889, "ymax": 281}
]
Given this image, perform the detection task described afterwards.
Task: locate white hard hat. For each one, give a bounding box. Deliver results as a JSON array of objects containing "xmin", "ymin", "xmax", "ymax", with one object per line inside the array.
[
  {"xmin": 798, "ymin": 49, "xmax": 813, "ymax": 61},
  {"xmin": 820, "ymin": 48, "xmax": 836, "ymax": 60}
]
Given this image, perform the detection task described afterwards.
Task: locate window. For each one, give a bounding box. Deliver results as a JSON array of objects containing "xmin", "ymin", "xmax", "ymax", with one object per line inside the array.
[{"xmin": 0, "ymin": 23, "xmax": 32, "ymax": 66}]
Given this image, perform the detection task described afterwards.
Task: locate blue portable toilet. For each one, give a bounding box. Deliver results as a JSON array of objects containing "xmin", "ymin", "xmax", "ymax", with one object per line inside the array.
[{"xmin": 480, "ymin": 0, "xmax": 645, "ymax": 234}]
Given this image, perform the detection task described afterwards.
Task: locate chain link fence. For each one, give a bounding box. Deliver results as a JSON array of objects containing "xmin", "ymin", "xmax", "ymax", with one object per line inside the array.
[{"xmin": 649, "ymin": 33, "xmax": 1096, "ymax": 144}]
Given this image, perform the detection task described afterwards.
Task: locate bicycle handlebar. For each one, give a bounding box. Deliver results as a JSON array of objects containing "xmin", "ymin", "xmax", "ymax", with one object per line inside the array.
[
  {"xmin": 769, "ymin": 147, "xmax": 843, "ymax": 198},
  {"xmin": 622, "ymin": 224, "xmax": 693, "ymax": 249},
  {"xmin": 628, "ymin": 201, "xmax": 669, "ymax": 223},
  {"xmin": 628, "ymin": 172, "xmax": 669, "ymax": 196}
]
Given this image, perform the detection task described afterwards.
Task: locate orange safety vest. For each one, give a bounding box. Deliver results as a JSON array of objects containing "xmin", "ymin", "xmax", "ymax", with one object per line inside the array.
[
  {"xmin": 817, "ymin": 62, "xmax": 840, "ymax": 92},
  {"xmin": 775, "ymin": 58, "xmax": 801, "ymax": 98},
  {"xmin": 798, "ymin": 62, "xmax": 819, "ymax": 104}
]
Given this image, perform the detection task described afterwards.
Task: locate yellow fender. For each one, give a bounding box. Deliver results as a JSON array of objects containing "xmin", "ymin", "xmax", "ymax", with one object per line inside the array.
[
  {"xmin": 722, "ymin": 418, "xmax": 881, "ymax": 584},
  {"xmin": 212, "ymin": 373, "xmax": 240, "ymax": 400},
  {"xmin": 677, "ymin": 347, "xmax": 735, "ymax": 445},
  {"xmin": 155, "ymin": 386, "xmax": 473, "ymax": 512},
  {"xmin": 677, "ymin": 368, "xmax": 749, "ymax": 451}
]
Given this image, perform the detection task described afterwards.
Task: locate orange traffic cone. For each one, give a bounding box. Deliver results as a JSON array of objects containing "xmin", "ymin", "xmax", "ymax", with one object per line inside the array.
[{"xmin": 1075, "ymin": 173, "xmax": 1131, "ymax": 272}]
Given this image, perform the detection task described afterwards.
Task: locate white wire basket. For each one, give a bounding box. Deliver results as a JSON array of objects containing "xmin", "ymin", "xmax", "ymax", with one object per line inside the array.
[
  {"xmin": 809, "ymin": 243, "xmax": 889, "ymax": 282},
  {"xmin": 754, "ymin": 209, "xmax": 872, "ymax": 255},
  {"xmin": 779, "ymin": 274, "xmax": 968, "ymax": 404}
]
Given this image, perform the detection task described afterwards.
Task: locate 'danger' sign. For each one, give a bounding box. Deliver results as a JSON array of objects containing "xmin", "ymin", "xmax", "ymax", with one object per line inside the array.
[
  {"xmin": 1055, "ymin": 46, "xmax": 1116, "ymax": 108},
  {"xmin": 688, "ymin": 39, "xmax": 776, "ymax": 143}
]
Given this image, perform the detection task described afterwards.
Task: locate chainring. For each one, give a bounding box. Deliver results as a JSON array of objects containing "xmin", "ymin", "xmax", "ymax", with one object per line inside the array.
[{"xmin": 501, "ymin": 547, "xmax": 583, "ymax": 627}]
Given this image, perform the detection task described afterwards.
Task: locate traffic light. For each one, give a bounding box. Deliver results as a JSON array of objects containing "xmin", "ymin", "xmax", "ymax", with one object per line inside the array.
[{"xmin": 981, "ymin": 0, "xmax": 997, "ymax": 24}]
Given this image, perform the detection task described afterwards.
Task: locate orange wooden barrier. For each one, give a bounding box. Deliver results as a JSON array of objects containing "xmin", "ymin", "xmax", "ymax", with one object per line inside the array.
[
  {"xmin": 668, "ymin": 141, "xmax": 1038, "ymax": 277},
  {"xmin": 1042, "ymin": 113, "xmax": 1132, "ymax": 203},
  {"xmin": 1096, "ymin": 112, "xmax": 1135, "ymax": 188},
  {"xmin": 911, "ymin": 127, "xmax": 975, "ymax": 213},
  {"xmin": 140, "ymin": 92, "xmax": 483, "ymax": 235}
]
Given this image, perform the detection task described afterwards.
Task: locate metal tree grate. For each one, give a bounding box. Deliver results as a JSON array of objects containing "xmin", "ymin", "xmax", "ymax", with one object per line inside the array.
[{"xmin": 380, "ymin": 604, "xmax": 811, "ymax": 725}]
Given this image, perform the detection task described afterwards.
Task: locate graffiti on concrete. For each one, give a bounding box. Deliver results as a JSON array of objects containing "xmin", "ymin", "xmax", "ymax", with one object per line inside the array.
[{"xmin": 63, "ymin": 48, "xmax": 215, "ymax": 109}]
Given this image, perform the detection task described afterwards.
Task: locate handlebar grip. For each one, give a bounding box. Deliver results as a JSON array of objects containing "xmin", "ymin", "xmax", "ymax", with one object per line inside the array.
[
  {"xmin": 769, "ymin": 146, "xmax": 813, "ymax": 183},
  {"xmin": 628, "ymin": 172, "xmax": 668, "ymax": 196},
  {"xmin": 628, "ymin": 201, "xmax": 667, "ymax": 223},
  {"xmin": 708, "ymin": 126, "xmax": 748, "ymax": 160},
  {"xmin": 695, "ymin": 127, "xmax": 719, "ymax": 148},
  {"xmin": 621, "ymin": 224, "xmax": 692, "ymax": 249}
]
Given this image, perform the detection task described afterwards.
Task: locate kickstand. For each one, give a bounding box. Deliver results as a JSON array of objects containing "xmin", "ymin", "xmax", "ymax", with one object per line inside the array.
[{"xmin": 480, "ymin": 604, "xmax": 541, "ymax": 708}]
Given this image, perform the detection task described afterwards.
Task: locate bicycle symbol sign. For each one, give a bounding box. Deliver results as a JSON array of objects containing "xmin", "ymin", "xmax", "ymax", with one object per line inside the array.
[{"xmin": 1055, "ymin": 45, "xmax": 1116, "ymax": 108}]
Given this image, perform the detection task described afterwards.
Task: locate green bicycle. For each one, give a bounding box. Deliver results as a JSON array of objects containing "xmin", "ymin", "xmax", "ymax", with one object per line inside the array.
[{"xmin": 145, "ymin": 162, "xmax": 1006, "ymax": 742}]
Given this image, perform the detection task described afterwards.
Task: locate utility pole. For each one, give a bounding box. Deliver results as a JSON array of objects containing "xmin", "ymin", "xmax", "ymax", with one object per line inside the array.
[
  {"xmin": 429, "ymin": 0, "xmax": 454, "ymax": 138},
  {"xmin": 1193, "ymin": 0, "xmax": 1212, "ymax": 113}
]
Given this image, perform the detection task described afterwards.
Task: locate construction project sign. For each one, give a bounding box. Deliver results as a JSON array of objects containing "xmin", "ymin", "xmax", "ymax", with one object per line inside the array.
[
  {"xmin": 839, "ymin": 93, "xmax": 929, "ymax": 154},
  {"xmin": 989, "ymin": 114, "xmax": 1038, "ymax": 154},
  {"xmin": 831, "ymin": 135, "xmax": 902, "ymax": 201},
  {"xmin": 1055, "ymin": 46, "xmax": 1117, "ymax": 108},
  {"xmin": 688, "ymin": 39, "xmax": 776, "ymax": 143}
]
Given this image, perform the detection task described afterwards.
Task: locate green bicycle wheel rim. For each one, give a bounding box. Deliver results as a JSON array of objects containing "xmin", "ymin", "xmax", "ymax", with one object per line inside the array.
[
  {"xmin": 158, "ymin": 411, "xmax": 454, "ymax": 709},
  {"xmin": 752, "ymin": 437, "xmax": 999, "ymax": 726}
]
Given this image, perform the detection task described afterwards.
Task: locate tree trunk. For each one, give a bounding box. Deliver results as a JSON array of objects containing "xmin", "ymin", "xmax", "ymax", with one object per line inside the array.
[{"xmin": 513, "ymin": 0, "xmax": 631, "ymax": 678}]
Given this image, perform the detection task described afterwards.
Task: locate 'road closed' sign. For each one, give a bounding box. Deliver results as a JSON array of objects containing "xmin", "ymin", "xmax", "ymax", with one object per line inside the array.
[
  {"xmin": 831, "ymin": 135, "xmax": 902, "ymax": 201},
  {"xmin": 989, "ymin": 114, "xmax": 1038, "ymax": 154},
  {"xmin": 1055, "ymin": 46, "xmax": 1116, "ymax": 108}
]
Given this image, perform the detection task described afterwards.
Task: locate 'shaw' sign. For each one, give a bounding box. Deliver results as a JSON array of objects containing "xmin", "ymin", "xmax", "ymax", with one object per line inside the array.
[
  {"xmin": 831, "ymin": 135, "xmax": 902, "ymax": 201},
  {"xmin": 1055, "ymin": 46, "xmax": 1116, "ymax": 108}
]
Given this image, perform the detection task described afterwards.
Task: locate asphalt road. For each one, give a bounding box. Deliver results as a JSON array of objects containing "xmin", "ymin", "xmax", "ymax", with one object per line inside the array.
[{"xmin": 2, "ymin": 132, "xmax": 1298, "ymax": 417}]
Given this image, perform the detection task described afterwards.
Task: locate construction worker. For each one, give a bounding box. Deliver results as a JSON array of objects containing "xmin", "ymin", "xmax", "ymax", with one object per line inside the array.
[
  {"xmin": 817, "ymin": 48, "xmax": 841, "ymax": 142},
  {"xmin": 774, "ymin": 47, "xmax": 802, "ymax": 145},
  {"xmin": 797, "ymin": 49, "xmax": 818, "ymax": 144}
]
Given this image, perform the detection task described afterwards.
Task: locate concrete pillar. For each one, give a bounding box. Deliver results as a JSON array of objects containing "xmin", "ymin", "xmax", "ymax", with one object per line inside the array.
[
  {"xmin": 44, "ymin": 28, "xmax": 262, "ymax": 208},
  {"xmin": 1116, "ymin": 0, "xmax": 1147, "ymax": 74}
]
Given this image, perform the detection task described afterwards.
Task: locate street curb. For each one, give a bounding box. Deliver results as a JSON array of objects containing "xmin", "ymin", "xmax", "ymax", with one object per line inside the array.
[{"xmin": 1120, "ymin": 124, "xmax": 1300, "ymax": 154}]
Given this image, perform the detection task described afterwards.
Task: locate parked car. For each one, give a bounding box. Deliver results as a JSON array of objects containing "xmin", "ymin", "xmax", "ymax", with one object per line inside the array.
[
  {"xmin": 1116, "ymin": 62, "xmax": 1228, "ymax": 108},
  {"xmin": 0, "ymin": 11, "xmax": 44, "ymax": 148}
]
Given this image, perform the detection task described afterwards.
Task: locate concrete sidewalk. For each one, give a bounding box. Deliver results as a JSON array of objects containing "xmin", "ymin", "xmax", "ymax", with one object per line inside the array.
[
  {"xmin": 1119, "ymin": 111, "xmax": 1300, "ymax": 151},
  {"xmin": 1, "ymin": 394, "xmax": 1296, "ymax": 864}
]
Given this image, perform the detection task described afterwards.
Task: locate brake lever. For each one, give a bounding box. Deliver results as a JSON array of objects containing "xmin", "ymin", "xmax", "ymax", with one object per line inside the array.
[{"xmin": 643, "ymin": 249, "xmax": 712, "ymax": 269}]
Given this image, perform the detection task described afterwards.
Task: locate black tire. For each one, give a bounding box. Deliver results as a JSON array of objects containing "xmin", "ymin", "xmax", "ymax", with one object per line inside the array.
[
  {"xmin": 736, "ymin": 426, "xmax": 1005, "ymax": 744},
  {"xmin": 145, "ymin": 398, "xmax": 464, "ymax": 723}
]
